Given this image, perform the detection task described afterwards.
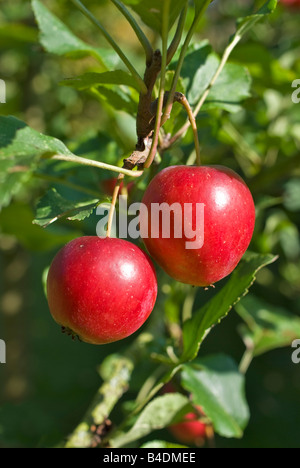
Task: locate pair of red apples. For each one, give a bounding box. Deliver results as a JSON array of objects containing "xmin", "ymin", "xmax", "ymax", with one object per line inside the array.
[{"xmin": 47, "ymin": 165, "xmax": 256, "ymax": 344}]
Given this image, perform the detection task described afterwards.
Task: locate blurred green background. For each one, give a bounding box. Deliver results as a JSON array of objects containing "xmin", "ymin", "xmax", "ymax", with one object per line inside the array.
[{"xmin": 0, "ymin": 0, "xmax": 299, "ymax": 448}]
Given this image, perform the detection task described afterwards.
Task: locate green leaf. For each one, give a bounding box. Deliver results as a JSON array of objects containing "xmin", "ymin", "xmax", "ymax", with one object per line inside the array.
[
  {"xmin": 175, "ymin": 1, "xmax": 277, "ymax": 117},
  {"xmin": 165, "ymin": 71, "xmax": 186, "ymax": 96},
  {"xmin": 175, "ymin": 41, "xmax": 217, "ymax": 102},
  {"xmin": 181, "ymin": 252, "xmax": 278, "ymax": 362},
  {"xmin": 236, "ymin": 295, "xmax": 300, "ymax": 357},
  {"xmin": 31, "ymin": 0, "xmax": 119, "ymax": 68},
  {"xmin": 0, "ymin": 24, "xmax": 38, "ymax": 47},
  {"xmin": 122, "ymin": 0, "xmax": 187, "ymax": 33},
  {"xmin": 181, "ymin": 354, "xmax": 249, "ymax": 439},
  {"xmin": 0, "ymin": 115, "xmax": 27, "ymax": 146},
  {"xmin": 204, "ymin": 63, "xmax": 251, "ymax": 113},
  {"xmin": 0, "ymin": 116, "xmax": 72, "ymax": 210},
  {"xmin": 0, "ymin": 203, "xmax": 80, "ymax": 252},
  {"xmin": 33, "ymin": 188, "xmax": 99, "ymax": 228},
  {"xmin": 61, "ymin": 70, "xmax": 141, "ymax": 92},
  {"xmin": 0, "ymin": 116, "xmax": 72, "ymax": 158},
  {"xmin": 111, "ymin": 393, "xmax": 191, "ymax": 448},
  {"xmin": 141, "ymin": 440, "xmax": 188, "ymax": 448},
  {"xmin": 235, "ymin": 0, "xmax": 278, "ymax": 40},
  {"xmin": 176, "ymin": 42, "xmax": 251, "ymax": 112},
  {"xmin": 194, "ymin": 0, "xmax": 214, "ymax": 15},
  {"xmin": 94, "ymin": 86, "xmax": 138, "ymax": 114}
]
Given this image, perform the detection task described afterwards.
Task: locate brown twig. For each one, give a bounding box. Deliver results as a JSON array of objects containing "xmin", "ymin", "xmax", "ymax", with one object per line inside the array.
[
  {"xmin": 136, "ymin": 50, "xmax": 162, "ymax": 141},
  {"xmin": 123, "ymin": 139, "xmax": 152, "ymax": 171},
  {"xmin": 123, "ymin": 91, "xmax": 201, "ymax": 172}
]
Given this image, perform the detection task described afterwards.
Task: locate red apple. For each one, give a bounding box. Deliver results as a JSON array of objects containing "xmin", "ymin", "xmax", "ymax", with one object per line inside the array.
[
  {"xmin": 47, "ymin": 237, "xmax": 157, "ymax": 344},
  {"xmin": 169, "ymin": 408, "xmax": 207, "ymax": 446},
  {"xmin": 140, "ymin": 165, "xmax": 255, "ymax": 287},
  {"xmin": 162, "ymin": 383, "xmax": 208, "ymax": 446}
]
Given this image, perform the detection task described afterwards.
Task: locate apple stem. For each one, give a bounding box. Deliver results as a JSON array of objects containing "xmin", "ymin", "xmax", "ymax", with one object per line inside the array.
[
  {"xmin": 177, "ymin": 94, "xmax": 201, "ymax": 166},
  {"xmin": 239, "ymin": 347, "xmax": 254, "ymax": 375},
  {"xmin": 161, "ymin": 0, "xmax": 211, "ymax": 128},
  {"xmin": 45, "ymin": 153, "xmax": 143, "ymax": 178},
  {"xmin": 106, "ymin": 174, "xmax": 124, "ymax": 238},
  {"xmin": 135, "ymin": 364, "xmax": 165, "ymax": 405}
]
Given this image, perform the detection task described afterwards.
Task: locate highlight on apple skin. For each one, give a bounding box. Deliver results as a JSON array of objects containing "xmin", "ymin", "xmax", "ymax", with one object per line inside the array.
[
  {"xmin": 140, "ymin": 165, "xmax": 256, "ymax": 287},
  {"xmin": 168, "ymin": 409, "xmax": 207, "ymax": 447},
  {"xmin": 47, "ymin": 236, "xmax": 158, "ymax": 344}
]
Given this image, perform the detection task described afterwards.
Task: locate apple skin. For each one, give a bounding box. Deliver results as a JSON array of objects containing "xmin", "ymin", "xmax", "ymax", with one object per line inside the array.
[
  {"xmin": 47, "ymin": 236, "xmax": 157, "ymax": 344},
  {"xmin": 140, "ymin": 165, "xmax": 255, "ymax": 287},
  {"xmin": 169, "ymin": 411, "xmax": 207, "ymax": 446},
  {"xmin": 162, "ymin": 383, "xmax": 208, "ymax": 446},
  {"xmin": 161, "ymin": 381, "xmax": 207, "ymax": 446}
]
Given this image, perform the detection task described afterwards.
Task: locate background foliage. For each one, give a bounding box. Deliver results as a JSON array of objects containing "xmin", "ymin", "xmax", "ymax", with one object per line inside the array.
[{"xmin": 0, "ymin": 0, "xmax": 299, "ymax": 448}]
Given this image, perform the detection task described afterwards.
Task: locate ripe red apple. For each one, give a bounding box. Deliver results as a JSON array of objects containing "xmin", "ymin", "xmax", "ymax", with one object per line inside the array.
[
  {"xmin": 162, "ymin": 383, "xmax": 207, "ymax": 445},
  {"xmin": 169, "ymin": 408, "xmax": 207, "ymax": 446},
  {"xmin": 47, "ymin": 237, "xmax": 157, "ymax": 344},
  {"xmin": 140, "ymin": 165, "xmax": 255, "ymax": 287}
]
